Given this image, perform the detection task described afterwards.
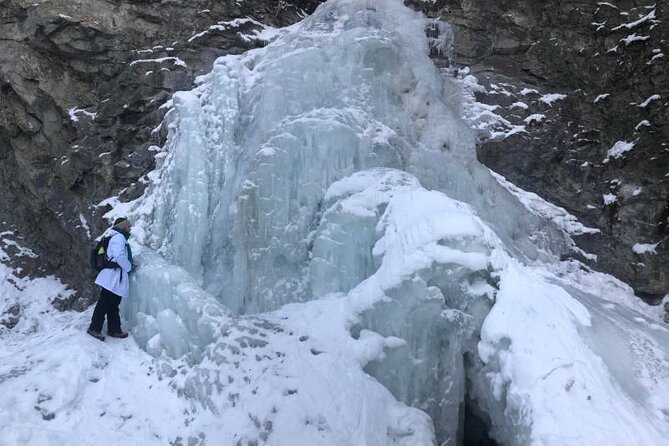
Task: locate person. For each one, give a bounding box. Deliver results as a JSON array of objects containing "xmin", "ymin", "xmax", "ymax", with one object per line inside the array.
[{"xmin": 87, "ymin": 217, "xmax": 133, "ymax": 341}]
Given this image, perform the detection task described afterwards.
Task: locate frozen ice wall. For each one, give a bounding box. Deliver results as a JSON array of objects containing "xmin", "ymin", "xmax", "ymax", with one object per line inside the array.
[
  {"xmin": 137, "ymin": 0, "xmax": 569, "ymax": 316},
  {"xmin": 117, "ymin": 0, "xmax": 669, "ymax": 444}
]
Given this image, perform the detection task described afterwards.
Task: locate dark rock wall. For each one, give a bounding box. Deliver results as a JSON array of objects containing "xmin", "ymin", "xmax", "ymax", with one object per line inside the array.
[
  {"xmin": 1, "ymin": 0, "xmax": 667, "ymax": 308},
  {"xmin": 410, "ymin": 0, "xmax": 669, "ymax": 301}
]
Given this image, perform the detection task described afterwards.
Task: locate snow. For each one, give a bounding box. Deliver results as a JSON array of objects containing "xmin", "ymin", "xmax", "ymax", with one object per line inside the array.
[
  {"xmin": 490, "ymin": 170, "xmax": 600, "ymax": 262},
  {"xmin": 494, "ymin": 175, "xmax": 599, "ymax": 239},
  {"xmin": 648, "ymin": 52, "xmax": 664, "ymax": 64},
  {"xmin": 68, "ymin": 107, "xmax": 97, "ymax": 122},
  {"xmin": 510, "ymin": 101, "xmax": 528, "ymax": 109},
  {"xmin": 603, "ymin": 140, "xmax": 635, "ymax": 162},
  {"xmin": 538, "ymin": 93, "xmax": 566, "ymax": 106},
  {"xmin": 240, "ymin": 25, "xmax": 282, "ymax": 43},
  {"xmin": 638, "ymin": 94, "xmax": 661, "ymax": 108},
  {"xmin": 128, "ymin": 57, "xmax": 187, "ymax": 68},
  {"xmin": 78, "ymin": 213, "xmax": 91, "ymax": 239},
  {"xmin": 489, "ymin": 83, "xmax": 514, "ymax": 97},
  {"xmin": 457, "ymin": 75, "xmax": 527, "ymax": 140},
  {"xmin": 1, "ymin": 237, "xmax": 38, "ymax": 259},
  {"xmin": 1, "ymin": 229, "xmax": 434, "ymax": 446},
  {"xmin": 633, "ymin": 242, "xmax": 660, "ymax": 255},
  {"xmin": 524, "ymin": 113, "xmax": 545, "ymax": 124},
  {"xmin": 0, "ymin": 239, "xmax": 75, "ymax": 335},
  {"xmin": 0, "ymin": 317, "xmax": 188, "ymax": 445},
  {"xmin": 635, "ymin": 120, "xmax": 651, "ymax": 130},
  {"xmin": 603, "ymin": 193, "xmax": 618, "ymax": 205},
  {"xmin": 473, "ymin": 260, "xmax": 669, "ymax": 446},
  {"xmin": 596, "ymin": 2, "xmax": 618, "ymax": 9},
  {"xmin": 612, "ymin": 9, "xmax": 656, "ymax": 30},
  {"xmin": 3, "ymin": 1, "xmax": 669, "ymax": 445},
  {"xmin": 594, "ymin": 93, "xmax": 609, "ymax": 103},
  {"xmin": 188, "ymin": 18, "xmax": 278, "ymax": 44},
  {"xmin": 620, "ymin": 34, "xmax": 650, "ymax": 45},
  {"xmin": 519, "ymin": 88, "xmax": 538, "ymax": 95},
  {"xmin": 591, "ymin": 21, "xmax": 606, "ymax": 32}
]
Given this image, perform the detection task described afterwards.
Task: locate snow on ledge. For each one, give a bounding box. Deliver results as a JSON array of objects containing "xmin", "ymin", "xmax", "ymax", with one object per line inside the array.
[
  {"xmin": 612, "ymin": 9, "xmax": 656, "ymax": 30},
  {"xmin": 68, "ymin": 107, "xmax": 97, "ymax": 122},
  {"xmin": 620, "ymin": 34, "xmax": 650, "ymax": 45},
  {"xmin": 594, "ymin": 93, "xmax": 610, "ymax": 103},
  {"xmin": 603, "ymin": 140, "xmax": 635, "ymax": 163},
  {"xmin": 538, "ymin": 93, "xmax": 567, "ymax": 106},
  {"xmin": 524, "ymin": 113, "xmax": 546, "ymax": 124},
  {"xmin": 456, "ymin": 73, "xmax": 528, "ymax": 140},
  {"xmin": 519, "ymin": 87, "xmax": 539, "ymax": 95},
  {"xmin": 596, "ymin": 2, "xmax": 618, "ymax": 10},
  {"xmin": 647, "ymin": 52, "xmax": 664, "ymax": 64},
  {"xmin": 188, "ymin": 18, "xmax": 278, "ymax": 44},
  {"xmin": 637, "ymin": 94, "xmax": 661, "ymax": 108},
  {"xmin": 602, "ymin": 193, "xmax": 618, "ymax": 205},
  {"xmin": 128, "ymin": 57, "xmax": 187, "ymax": 68},
  {"xmin": 632, "ymin": 242, "xmax": 660, "ymax": 255},
  {"xmin": 490, "ymin": 170, "xmax": 600, "ymax": 237},
  {"xmin": 1, "ymin": 238, "xmax": 38, "ymax": 259}
]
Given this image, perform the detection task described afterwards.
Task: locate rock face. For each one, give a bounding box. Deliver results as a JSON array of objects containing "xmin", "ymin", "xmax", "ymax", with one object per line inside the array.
[
  {"xmin": 0, "ymin": 304, "xmax": 20, "ymax": 329},
  {"xmin": 0, "ymin": 0, "xmax": 320, "ymax": 309},
  {"xmin": 0, "ymin": 0, "xmax": 667, "ymax": 308},
  {"xmin": 410, "ymin": 0, "xmax": 669, "ymax": 301}
]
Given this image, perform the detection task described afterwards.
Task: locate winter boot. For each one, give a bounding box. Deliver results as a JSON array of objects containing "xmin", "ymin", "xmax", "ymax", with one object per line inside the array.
[{"xmin": 87, "ymin": 329, "xmax": 105, "ymax": 341}]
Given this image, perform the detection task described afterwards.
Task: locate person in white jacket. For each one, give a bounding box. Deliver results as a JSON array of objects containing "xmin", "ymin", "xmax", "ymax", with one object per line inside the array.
[{"xmin": 87, "ymin": 218, "xmax": 133, "ymax": 341}]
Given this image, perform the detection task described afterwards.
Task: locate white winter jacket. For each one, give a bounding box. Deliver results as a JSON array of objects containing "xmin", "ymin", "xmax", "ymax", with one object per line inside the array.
[{"xmin": 95, "ymin": 230, "xmax": 133, "ymax": 298}]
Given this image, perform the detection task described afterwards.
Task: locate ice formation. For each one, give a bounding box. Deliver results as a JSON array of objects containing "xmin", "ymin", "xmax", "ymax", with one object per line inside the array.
[
  {"xmin": 2, "ymin": 0, "xmax": 668, "ymax": 445},
  {"xmin": 119, "ymin": 0, "xmax": 669, "ymax": 444}
]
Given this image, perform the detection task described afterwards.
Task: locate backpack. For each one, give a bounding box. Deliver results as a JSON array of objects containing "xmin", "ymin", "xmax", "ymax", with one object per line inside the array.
[{"xmin": 90, "ymin": 235, "xmax": 120, "ymax": 272}]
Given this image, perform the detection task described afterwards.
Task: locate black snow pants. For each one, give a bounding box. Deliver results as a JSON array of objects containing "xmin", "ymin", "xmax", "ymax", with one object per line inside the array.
[{"xmin": 89, "ymin": 287, "xmax": 123, "ymax": 334}]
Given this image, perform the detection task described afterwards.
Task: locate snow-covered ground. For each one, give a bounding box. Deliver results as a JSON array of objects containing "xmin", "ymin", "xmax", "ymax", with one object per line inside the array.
[
  {"xmin": 0, "ymin": 235, "xmax": 432, "ymax": 446},
  {"xmin": 2, "ymin": 0, "xmax": 669, "ymax": 445}
]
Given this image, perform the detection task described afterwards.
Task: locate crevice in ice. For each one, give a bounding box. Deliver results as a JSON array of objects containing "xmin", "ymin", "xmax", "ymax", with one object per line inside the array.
[
  {"xmin": 356, "ymin": 233, "xmax": 500, "ymax": 445},
  {"xmin": 462, "ymin": 392, "xmax": 499, "ymax": 446}
]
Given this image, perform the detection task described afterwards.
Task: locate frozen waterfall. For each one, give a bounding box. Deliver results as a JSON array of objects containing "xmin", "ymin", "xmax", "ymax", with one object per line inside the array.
[{"xmin": 113, "ymin": 0, "xmax": 669, "ymax": 444}]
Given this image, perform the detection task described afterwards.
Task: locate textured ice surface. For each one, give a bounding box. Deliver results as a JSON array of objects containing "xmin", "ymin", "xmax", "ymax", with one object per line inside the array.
[
  {"xmin": 133, "ymin": 0, "xmax": 571, "ymax": 317},
  {"xmin": 2, "ymin": 0, "xmax": 669, "ymax": 445}
]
